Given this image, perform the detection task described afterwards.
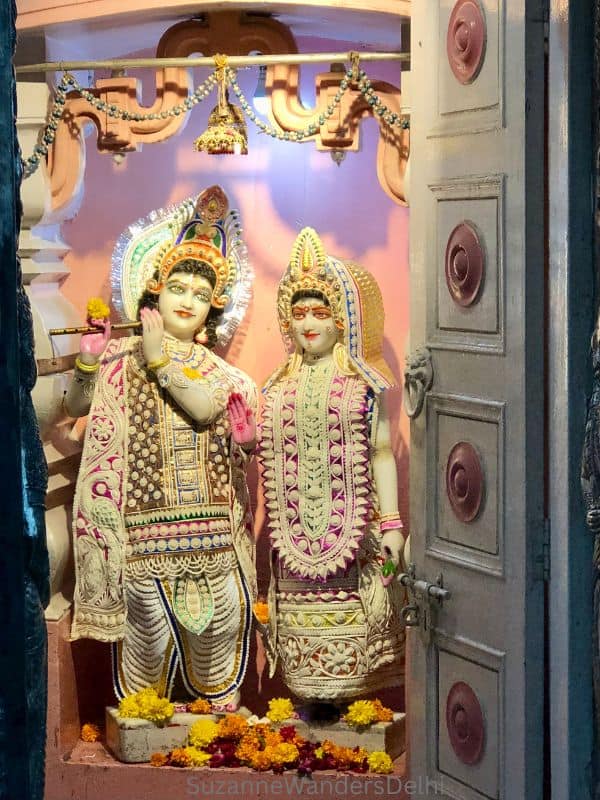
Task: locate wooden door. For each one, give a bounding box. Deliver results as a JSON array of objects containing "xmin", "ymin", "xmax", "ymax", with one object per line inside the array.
[{"xmin": 406, "ymin": 1, "xmax": 545, "ymax": 797}]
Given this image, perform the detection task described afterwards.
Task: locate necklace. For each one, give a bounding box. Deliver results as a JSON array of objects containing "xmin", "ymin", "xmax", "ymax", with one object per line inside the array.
[{"xmin": 163, "ymin": 334, "xmax": 195, "ymax": 362}]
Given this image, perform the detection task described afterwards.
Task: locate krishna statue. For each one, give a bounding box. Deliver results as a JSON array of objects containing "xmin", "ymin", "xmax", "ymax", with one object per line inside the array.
[
  {"xmin": 258, "ymin": 227, "xmax": 406, "ymax": 706},
  {"xmin": 64, "ymin": 186, "xmax": 256, "ymax": 711}
]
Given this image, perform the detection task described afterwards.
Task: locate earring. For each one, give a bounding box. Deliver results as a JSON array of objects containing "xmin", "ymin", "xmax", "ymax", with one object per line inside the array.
[{"xmin": 195, "ymin": 327, "xmax": 208, "ymax": 345}]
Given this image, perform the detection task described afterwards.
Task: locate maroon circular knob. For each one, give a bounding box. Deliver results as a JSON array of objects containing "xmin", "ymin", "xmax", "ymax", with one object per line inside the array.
[
  {"xmin": 447, "ymin": 0, "xmax": 486, "ymax": 84},
  {"xmin": 445, "ymin": 222, "xmax": 485, "ymax": 307},
  {"xmin": 446, "ymin": 682, "xmax": 485, "ymax": 765},
  {"xmin": 446, "ymin": 442, "xmax": 484, "ymax": 523}
]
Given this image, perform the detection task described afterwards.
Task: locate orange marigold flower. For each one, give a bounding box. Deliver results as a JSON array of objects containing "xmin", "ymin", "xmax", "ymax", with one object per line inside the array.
[
  {"xmin": 187, "ymin": 698, "xmax": 211, "ymax": 715},
  {"xmin": 80, "ymin": 723, "xmax": 101, "ymax": 743},
  {"xmin": 249, "ymin": 750, "xmax": 273, "ymax": 771},
  {"xmin": 253, "ymin": 601, "xmax": 269, "ymax": 624},
  {"xmin": 322, "ymin": 740, "xmax": 367, "ymax": 770},
  {"xmin": 373, "ymin": 699, "xmax": 394, "ymax": 723},
  {"xmin": 150, "ymin": 752, "xmax": 169, "ymax": 767},
  {"xmin": 217, "ymin": 714, "xmax": 248, "ymax": 740},
  {"xmin": 235, "ymin": 739, "xmax": 257, "ymax": 764},
  {"xmin": 169, "ymin": 748, "xmax": 192, "ymax": 768},
  {"xmin": 269, "ymin": 742, "xmax": 299, "ymax": 767}
]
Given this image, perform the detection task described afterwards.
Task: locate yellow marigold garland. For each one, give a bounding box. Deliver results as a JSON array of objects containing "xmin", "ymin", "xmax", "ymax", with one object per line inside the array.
[
  {"xmin": 367, "ymin": 751, "xmax": 394, "ymax": 774},
  {"xmin": 86, "ymin": 297, "xmax": 110, "ymax": 320},
  {"xmin": 265, "ymin": 697, "xmax": 295, "ymax": 723},
  {"xmin": 345, "ymin": 698, "xmax": 394, "ymax": 728},
  {"xmin": 188, "ymin": 718, "xmax": 219, "ymax": 748},
  {"xmin": 184, "ymin": 746, "xmax": 212, "ymax": 767},
  {"xmin": 146, "ymin": 710, "xmax": 399, "ymax": 775},
  {"xmin": 118, "ymin": 687, "xmax": 174, "ymax": 727}
]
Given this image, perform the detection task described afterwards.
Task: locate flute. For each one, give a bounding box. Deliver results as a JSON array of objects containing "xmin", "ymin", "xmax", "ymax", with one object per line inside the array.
[{"xmin": 48, "ymin": 321, "xmax": 142, "ymax": 336}]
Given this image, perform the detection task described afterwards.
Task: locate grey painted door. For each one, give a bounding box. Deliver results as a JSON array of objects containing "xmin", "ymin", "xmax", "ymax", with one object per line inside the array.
[{"xmin": 407, "ymin": 1, "xmax": 545, "ymax": 797}]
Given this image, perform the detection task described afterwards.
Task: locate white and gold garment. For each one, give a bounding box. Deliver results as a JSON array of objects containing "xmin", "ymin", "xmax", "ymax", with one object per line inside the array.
[
  {"xmin": 260, "ymin": 359, "xmax": 405, "ymax": 701},
  {"xmin": 71, "ymin": 336, "xmax": 257, "ymax": 703}
]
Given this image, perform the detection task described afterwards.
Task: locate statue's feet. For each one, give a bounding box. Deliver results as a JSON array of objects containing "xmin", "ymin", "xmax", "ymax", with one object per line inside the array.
[{"xmin": 211, "ymin": 690, "xmax": 240, "ymax": 713}]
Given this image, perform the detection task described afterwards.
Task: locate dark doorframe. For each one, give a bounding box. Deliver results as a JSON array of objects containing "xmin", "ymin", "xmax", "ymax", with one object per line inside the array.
[{"xmin": 548, "ymin": 1, "xmax": 596, "ymax": 798}]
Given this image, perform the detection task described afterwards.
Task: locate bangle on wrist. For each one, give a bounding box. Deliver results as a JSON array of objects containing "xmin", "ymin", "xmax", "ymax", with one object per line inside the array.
[
  {"xmin": 380, "ymin": 519, "xmax": 403, "ymax": 532},
  {"xmin": 147, "ymin": 355, "xmax": 170, "ymax": 371},
  {"xmin": 75, "ymin": 356, "xmax": 100, "ymax": 374}
]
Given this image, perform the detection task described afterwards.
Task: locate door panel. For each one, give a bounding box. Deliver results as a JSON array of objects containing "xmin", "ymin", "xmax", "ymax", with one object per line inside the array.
[{"xmin": 408, "ymin": 0, "xmax": 545, "ymax": 798}]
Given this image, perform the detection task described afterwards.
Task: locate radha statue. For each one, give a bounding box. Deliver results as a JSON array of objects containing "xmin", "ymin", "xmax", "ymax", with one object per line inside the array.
[
  {"xmin": 65, "ymin": 187, "xmax": 257, "ymax": 710},
  {"xmin": 259, "ymin": 227, "xmax": 406, "ymax": 704}
]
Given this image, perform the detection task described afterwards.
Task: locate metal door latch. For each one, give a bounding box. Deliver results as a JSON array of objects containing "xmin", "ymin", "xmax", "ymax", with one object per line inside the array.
[{"xmin": 399, "ymin": 563, "xmax": 451, "ymax": 644}]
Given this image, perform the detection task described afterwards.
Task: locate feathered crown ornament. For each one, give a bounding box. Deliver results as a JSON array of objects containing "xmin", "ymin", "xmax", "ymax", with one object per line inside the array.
[
  {"xmin": 111, "ymin": 186, "xmax": 252, "ymax": 347},
  {"xmin": 276, "ymin": 227, "xmax": 395, "ymax": 393}
]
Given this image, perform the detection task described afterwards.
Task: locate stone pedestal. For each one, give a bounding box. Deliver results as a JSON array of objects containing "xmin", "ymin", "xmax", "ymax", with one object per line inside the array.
[
  {"xmin": 295, "ymin": 713, "xmax": 406, "ymax": 759},
  {"xmin": 105, "ymin": 707, "xmax": 252, "ymax": 763},
  {"xmin": 105, "ymin": 707, "xmax": 405, "ymax": 764}
]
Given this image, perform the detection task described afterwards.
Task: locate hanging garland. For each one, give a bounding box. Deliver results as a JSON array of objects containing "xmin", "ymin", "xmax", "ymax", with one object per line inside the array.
[{"xmin": 21, "ymin": 60, "xmax": 409, "ymax": 179}]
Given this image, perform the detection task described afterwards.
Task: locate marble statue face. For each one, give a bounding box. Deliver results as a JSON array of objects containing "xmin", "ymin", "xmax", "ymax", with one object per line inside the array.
[
  {"xmin": 158, "ymin": 272, "xmax": 213, "ymax": 340},
  {"xmin": 290, "ymin": 296, "xmax": 338, "ymax": 357}
]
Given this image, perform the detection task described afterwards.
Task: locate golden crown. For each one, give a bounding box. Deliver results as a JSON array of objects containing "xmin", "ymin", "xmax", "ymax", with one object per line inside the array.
[
  {"xmin": 277, "ymin": 227, "xmax": 344, "ymax": 333},
  {"xmin": 147, "ymin": 240, "xmax": 234, "ymax": 309}
]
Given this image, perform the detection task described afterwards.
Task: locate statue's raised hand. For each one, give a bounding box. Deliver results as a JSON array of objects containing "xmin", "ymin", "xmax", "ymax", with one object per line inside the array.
[
  {"xmin": 227, "ymin": 392, "xmax": 256, "ymax": 446},
  {"xmin": 140, "ymin": 307, "xmax": 164, "ymax": 364},
  {"xmin": 80, "ymin": 317, "xmax": 111, "ymax": 362}
]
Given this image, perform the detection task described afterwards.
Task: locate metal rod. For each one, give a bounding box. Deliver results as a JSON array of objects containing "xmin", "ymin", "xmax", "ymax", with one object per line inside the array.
[
  {"xmin": 49, "ymin": 321, "xmax": 141, "ymax": 336},
  {"xmin": 15, "ymin": 51, "xmax": 409, "ymax": 74}
]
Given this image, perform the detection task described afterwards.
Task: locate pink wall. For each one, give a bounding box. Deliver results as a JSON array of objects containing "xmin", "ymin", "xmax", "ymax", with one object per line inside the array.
[{"xmin": 59, "ymin": 42, "xmax": 411, "ymax": 588}]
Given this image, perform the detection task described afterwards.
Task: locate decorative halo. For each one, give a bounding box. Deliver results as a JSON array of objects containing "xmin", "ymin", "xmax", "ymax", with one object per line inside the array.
[{"xmin": 111, "ymin": 186, "xmax": 252, "ymax": 347}]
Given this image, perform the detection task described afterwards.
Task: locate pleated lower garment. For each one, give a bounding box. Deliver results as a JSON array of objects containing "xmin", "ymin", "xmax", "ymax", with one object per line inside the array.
[{"xmin": 113, "ymin": 564, "xmax": 251, "ymax": 703}]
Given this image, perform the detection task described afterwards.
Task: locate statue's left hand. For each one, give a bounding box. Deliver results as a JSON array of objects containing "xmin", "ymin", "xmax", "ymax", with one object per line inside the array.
[
  {"xmin": 227, "ymin": 392, "xmax": 256, "ymax": 445},
  {"xmin": 380, "ymin": 528, "xmax": 404, "ymax": 569},
  {"xmin": 140, "ymin": 307, "xmax": 164, "ymax": 364}
]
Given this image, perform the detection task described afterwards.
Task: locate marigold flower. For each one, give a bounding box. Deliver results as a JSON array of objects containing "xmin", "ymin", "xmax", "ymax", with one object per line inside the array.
[
  {"xmin": 150, "ymin": 752, "xmax": 168, "ymax": 767},
  {"xmin": 184, "ymin": 746, "xmax": 212, "ymax": 767},
  {"xmin": 266, "ymin": 697, "xmax": 295, "ymax": 723},
  {"xmin": 368, "ymin": 751, "xmax": 394, "ymax": 774},
  {"xmin": 86, "ymin": 297, "xmax": 110, "ymax": 320},
  {"xmin": 187, "ymin": 698, "xmax": 212, "ymax": 715},
  {"xmin": 372, "ymin": 698, "xmax": 394, "ymax": 723},
  {"xmin": 189, "ymin": 718, "xmax": 219, "ymax": 748},
  {"xmin": 249, "ymin": 750, "xmax": 273, "ymax": 771},
  {"xmin": 235, "ymin": 738, "xmax": 257, "ymax": 764},
  {"xmin": 321, "ymin": 740, "xmax": 368, "ymax": 770},
  {"xmin": 117, "ymin": 687, "xmax": 174, "ymax": 727},
  {"xmin": 253, "ymin": 601, "xmax": 269, "ymax": 624},
  {"xmin": 345, "ymin": 699, "xmax": 379, "ymax": 728},
  {"xmin": 80, "ymin": 723, "xmax": 101, "ymax": 742},
  {"xmin": 270, "ymin": 742, "xmax": 300, "ymax": 767},
  {"xmin": 169, "ymin": 748, "xmax": 192, "ymax": 768},
  {"xmin": 217, "ymin": 714, "xmax": 248, "ymax": 740}
]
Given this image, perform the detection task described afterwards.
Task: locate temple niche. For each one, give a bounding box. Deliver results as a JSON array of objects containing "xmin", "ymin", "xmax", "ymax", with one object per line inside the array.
[{"xmin": 15, "ymin": 4, "xmax": 410, "ymax": 797}]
